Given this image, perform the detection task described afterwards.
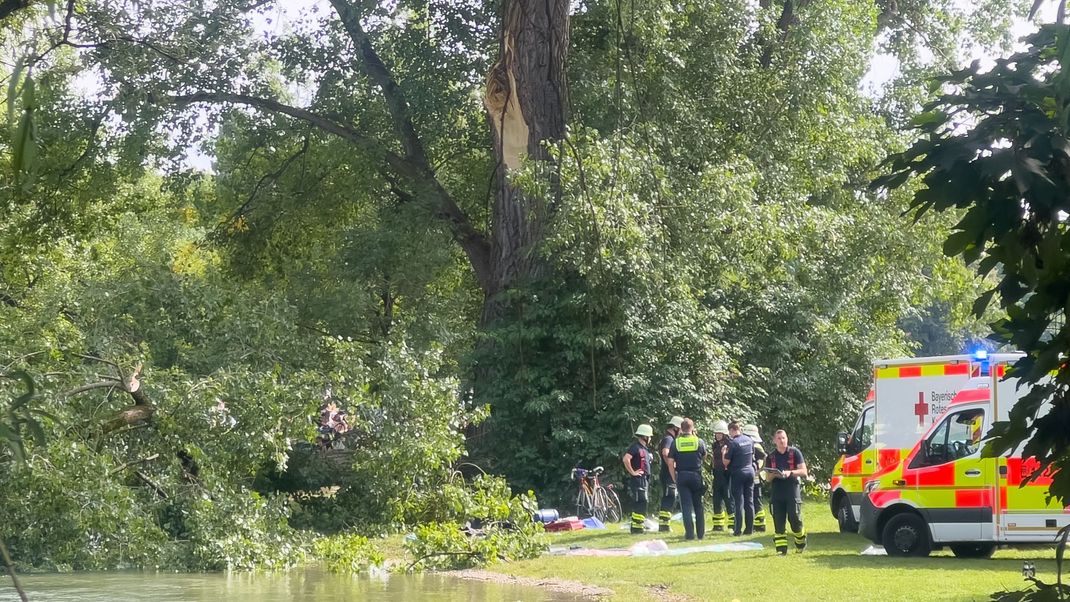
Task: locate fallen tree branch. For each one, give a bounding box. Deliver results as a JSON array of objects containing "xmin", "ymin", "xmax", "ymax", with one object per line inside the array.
[
  {"xmin": 134, "ymin": 470, "xmax": 168, "ymax": 499},
  {"xmin": 100, "ymin": 404, "xmax": 156, "ymax": 436},
  {"xmin": 109, "ymin": 453, "xmax": 160, "ymax": 475},
  {"xmin": 406, "ymin": 550, "xmax": 482, "ymax": 572},
  {"xmin": 71, "ymin": 353, "xmax": 125, "ymax": 380},
  {"xmin": 61, "ymin": 380, "xmax": 119, "ymax": 399},
  {"xmin": 104, "ymin": 422, "xmax": 151, "ymax": 439}
]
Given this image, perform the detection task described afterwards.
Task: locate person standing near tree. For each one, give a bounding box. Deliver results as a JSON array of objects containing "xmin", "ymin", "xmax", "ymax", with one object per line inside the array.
[
  {"xmin": 623, "ymin": 424, "xmax": 654, "ymax": 535},
  {"xmin": 657, "ymin": 416, "xmax": 684, "ymax": 532},
  {"xmin": 763, "ymin": 429, "xmax": 808, "ymax": 555},
  {"xmin": 723, "ymin": 421, "xmax": 755, "ymax": 536},
  {"xmin": 667, "ymin": 418, "xmax": 707, "ymax": 540}
]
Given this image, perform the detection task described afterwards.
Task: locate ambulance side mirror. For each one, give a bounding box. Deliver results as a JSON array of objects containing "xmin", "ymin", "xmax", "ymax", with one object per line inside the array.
[{"xmin": 836, "ymin": 432, "xmax": 849, "ymax": 455}]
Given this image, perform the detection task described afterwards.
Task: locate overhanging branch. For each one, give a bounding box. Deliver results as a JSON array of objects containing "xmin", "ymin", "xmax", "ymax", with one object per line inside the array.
[
  {"xmin": 162, "ymin": 90, "xmax": 494, "ymax": 292},
  {"xmin": 165, "ymin": 91, "xmax": 407, "ymax": 170},
  {"xmin": 327, "ymin": 0, "xmax": 431, "ymax": 169}
]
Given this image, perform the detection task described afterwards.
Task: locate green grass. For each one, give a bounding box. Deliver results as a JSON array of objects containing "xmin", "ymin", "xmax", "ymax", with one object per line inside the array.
[{"xmin": 496, "ymin": 501, "xmax": 1061, "ymax": 601}]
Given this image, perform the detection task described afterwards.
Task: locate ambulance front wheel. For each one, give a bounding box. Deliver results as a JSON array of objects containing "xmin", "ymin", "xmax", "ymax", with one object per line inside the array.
[
  {"xmin": 950, "ymin": 543, "xmax": 996, "ymax": 559},
  {"xmin": 836, "ymin": 496, "xmax": 858, "ymax": 533},
  {"xmin": 881, "ymin": 513, "xmax": 931, "ymax": 557}
]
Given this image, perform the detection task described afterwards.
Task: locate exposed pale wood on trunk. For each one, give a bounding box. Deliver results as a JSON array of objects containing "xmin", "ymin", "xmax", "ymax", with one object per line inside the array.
[{"xmin": 483, "ymin": 0, "xmax": 570, "ymax": 309}]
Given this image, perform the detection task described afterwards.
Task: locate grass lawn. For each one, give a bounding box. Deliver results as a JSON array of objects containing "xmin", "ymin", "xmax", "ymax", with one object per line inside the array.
[{"xmin": 495, "ymin": 501, "xmax": 1061, "ymax": 601}]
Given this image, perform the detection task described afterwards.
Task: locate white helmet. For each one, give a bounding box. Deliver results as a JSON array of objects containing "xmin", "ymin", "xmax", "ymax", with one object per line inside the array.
[
  {"xmin": 668, "ymin": 416, "xmax": 684, "ymax": 428},
  {"xmin": 635, "ymin": 424, "xmax": 654, "ymax": 438},
  {"xmin": 712, "ymin": 420, "xmax": 729, "ymax": 435},
  {"xmin": 742, "ymin": 424, "xmax": 761, "ymax": 443}
]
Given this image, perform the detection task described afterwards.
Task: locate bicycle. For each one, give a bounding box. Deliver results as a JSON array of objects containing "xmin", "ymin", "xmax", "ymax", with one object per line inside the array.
[{"xmin": 571, "ymin": 466, "xmax": 622, "ymax": 523}]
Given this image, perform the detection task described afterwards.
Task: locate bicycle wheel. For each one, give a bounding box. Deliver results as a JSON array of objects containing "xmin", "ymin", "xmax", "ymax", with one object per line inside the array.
[
  {"xmin": 611, "ymin": 488, "xmax": 623, "ymax": 523},
  {"xmin": 575, "ymin": 488, "xmax": 595, "ymax": 519},
  {"xmin": 592, "ymin": 487, "xmax": 609, "ymax": 523},
  {"xmin": 600, "ymin": 486, "xmax": 623, "ymax": 523}
]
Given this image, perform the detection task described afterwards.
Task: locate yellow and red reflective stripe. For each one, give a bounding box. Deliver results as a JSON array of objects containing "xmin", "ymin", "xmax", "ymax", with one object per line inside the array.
[
  {"xmin": 950, "ymin": 388, "xmax": 989, "ymax": 405},
  {"xmin": 903, "ymin": 462, "xmax": 956, "ymax": 487},
  {"xmin": 1007, "ymin": 457, "xmax": 1055, "ymax": 487},
  {"xmin": 870, "ymin": 490, "xmax": 902, "ymax": 507},
  {"xmin": 874, "ymin": 363, "xmax": 970, "ymax": 379},
  {"xmin": 955, "ymin": 489, "xmax": 992, "ymax": 508},
  {"xmin": 879, "ymin": 448, "xmax": 904, "ymax": 469}
]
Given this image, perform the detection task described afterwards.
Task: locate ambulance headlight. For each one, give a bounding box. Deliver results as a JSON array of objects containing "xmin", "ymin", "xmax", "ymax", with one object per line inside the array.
[{"xmin": 863, "ymin": 480, "xmax": 881, "ymax": 494}]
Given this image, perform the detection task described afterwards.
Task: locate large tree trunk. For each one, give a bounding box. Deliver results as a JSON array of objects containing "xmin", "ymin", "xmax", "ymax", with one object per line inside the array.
[
  {"xmin": 465, "ymin": 0, "xmax": 571, "ymax": 466},
  {"xmin": 482, "ymin": 0, "xmax": 570, "ymax": 322}
]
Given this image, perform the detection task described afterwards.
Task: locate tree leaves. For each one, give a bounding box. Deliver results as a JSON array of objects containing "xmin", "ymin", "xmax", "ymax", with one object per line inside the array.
[
  {"xmin": 0, "ymin": 370, "xmax": 44, "ymax": 464},
  {"xmin": 9, "ymin": 74, "xmax": 38, "ymax": 188}
]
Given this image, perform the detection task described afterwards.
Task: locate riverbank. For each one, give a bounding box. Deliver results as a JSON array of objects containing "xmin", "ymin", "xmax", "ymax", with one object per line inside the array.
[
  {"xmin": 484, "ymin": 501, "xmax": 1058, "ymax": 601},
  {"xmin": 6, "ymin": 502, "xmax": 1056, "ymax": 602},
  {"xmin": 450, "ymin": 569, "xmax": 613, "ymax": 598}
]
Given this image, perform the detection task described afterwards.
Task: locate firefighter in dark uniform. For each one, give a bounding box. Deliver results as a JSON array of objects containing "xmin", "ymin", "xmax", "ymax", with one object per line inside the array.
[
  {"xmin": 743, "ymin": 424, "xmax": 767, "ymax": 533},
  {"xmin": 763, "ymin": 428, "xmax": 808, "ymax": 554},
  {"xmin": 623, "ymin": 424, "xmax": 654, "ymax": 534},
  {"xmin": 657, "ymin": 416, "xmax": 684, "ymax": 532},
  {"xmin": 667, "ymin": 418, "xmax": 707, "ymax": 540},
  {"xmin": 709, "ymin": 420, "xmax": 734, "ymax": 531},
  {"xmin": 723, "ymin": 421, "xmax": 755, "ymax": 536}
]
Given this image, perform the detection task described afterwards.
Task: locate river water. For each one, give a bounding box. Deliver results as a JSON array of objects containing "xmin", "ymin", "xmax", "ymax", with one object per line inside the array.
[{"xmin": 0, "ymin": 569, "xmax": 581, "ymax": 601}]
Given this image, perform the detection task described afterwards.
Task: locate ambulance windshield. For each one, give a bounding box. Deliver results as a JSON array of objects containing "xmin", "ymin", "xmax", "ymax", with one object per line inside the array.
[{"xmin": 846, "ymin": 406, "xmax": 874, "ymax": 455}]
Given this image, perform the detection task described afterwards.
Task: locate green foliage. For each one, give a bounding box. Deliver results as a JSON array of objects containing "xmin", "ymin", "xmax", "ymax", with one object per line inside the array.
[
  {"xmin": 403, "ymin": 476, "xmax": 546, "ymax": 571},
  {"xmin": 273, "ymin": 341, "xmax": 483, "ymax": 533},
  {"xmin": 0, "ymin": 441, "xmax": 169, "ymax": 571},
  {"xmin": 476, "ymin": 0, "xmax": 1000, "ymax": 489},
  {"xmin": 0, "ymin": 183, "xmax": 478, "ymax": 569},
  {"xmin": 0, "ymin": 0, "xmax": 1026, "ymax": 574},
  {"xmin": 0, "ymin": 370, "xmax": 47, "ymax": 462},
  {"xmin": 311, "ymin": 533, "xmax": 384, "ymax": 573},
  {"xmin": 876, "ymin": 24, "xmax": 1070, "ymax": 503},
  {"xmin": 165, "ymin": 491, "xmax": 306, "ymax": 571}
]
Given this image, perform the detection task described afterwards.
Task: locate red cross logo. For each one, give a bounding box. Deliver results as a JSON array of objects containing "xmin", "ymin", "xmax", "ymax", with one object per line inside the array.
[{"xmin": 914, "ymin": 392, "xmax": 929, "ymax": 426}]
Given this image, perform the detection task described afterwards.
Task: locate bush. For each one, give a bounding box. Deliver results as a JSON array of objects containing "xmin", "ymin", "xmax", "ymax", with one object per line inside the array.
[{"xmin": 312, "ymin": 533, "xmax": 385, "ymax": 573}]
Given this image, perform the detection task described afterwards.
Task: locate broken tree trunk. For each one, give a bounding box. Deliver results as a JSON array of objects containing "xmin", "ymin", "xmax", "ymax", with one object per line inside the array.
[{"xmin": 482, "ymin": 0, "xmax": 570, "ymax": 320}]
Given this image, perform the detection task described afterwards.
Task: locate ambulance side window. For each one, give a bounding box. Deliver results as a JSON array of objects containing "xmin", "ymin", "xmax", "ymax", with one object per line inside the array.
[
  {"xmin": 914, "ymin": 408, "xmax": 986, "ymax": 468},
  {"xmin": 847, "ymin": 407, "xmax": 874, "ymax": 456}
]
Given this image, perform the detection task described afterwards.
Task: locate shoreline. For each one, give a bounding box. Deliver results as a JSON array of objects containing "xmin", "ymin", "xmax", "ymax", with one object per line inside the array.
[{"xmin": 449, "ymin": 568, "xmax": 614, "ymax": 599}]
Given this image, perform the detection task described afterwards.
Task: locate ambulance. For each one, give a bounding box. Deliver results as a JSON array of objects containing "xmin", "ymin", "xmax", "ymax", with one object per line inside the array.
[
  {"xmin": 859, "ymin": 352, "xmax": 1068, "ymax": 558},
  {"xmin": 829, "ymin": 354, "xmax": 993, "ymax": 533}
]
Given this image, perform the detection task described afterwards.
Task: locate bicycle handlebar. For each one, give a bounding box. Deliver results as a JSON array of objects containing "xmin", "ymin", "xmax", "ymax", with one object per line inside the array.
[{"xmin": 571, "ymin": 466, "xmax": 605, "ymax": 480}]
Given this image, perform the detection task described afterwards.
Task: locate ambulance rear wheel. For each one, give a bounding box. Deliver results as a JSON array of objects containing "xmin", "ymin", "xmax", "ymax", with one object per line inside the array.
[
  {"xmin": 836, "ymin": 497, "xmax": 858, "ymax": 533},
  {"xmin": 950, "ymin": 543, "xmax": 996, "ymax": 559},
  {"xmin": 881, "ymin": 513, "xmax": 931, "ymax": 557}
]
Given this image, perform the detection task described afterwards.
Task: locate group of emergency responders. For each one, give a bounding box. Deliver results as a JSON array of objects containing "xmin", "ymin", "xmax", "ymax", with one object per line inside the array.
[{"xmin": 622, "ymin": 417, "xmax": 808, "ymax": 555}]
